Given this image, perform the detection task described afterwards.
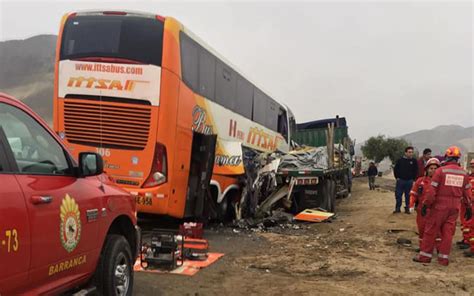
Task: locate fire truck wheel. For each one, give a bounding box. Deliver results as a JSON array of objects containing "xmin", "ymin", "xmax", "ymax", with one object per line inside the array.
[{"xmin": 96, "ymin": 235, "xmax": 134, "ymax": 296}]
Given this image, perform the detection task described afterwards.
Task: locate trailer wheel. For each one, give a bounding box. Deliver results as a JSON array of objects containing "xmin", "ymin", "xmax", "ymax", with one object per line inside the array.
[
  {"xmin": 321, "ymin": 179, "xmax": 336, "ymax": 212},
  {"xmin": 320, "ymin": 180, "xmax": 329, "ymax": 211},
  {"xmin": 290, "ymin": 190, "xmax": 305, "ymax": 214},
  {"xmin": 342, "ymin": 174, "xmax": 350, "ymax": 198},
  {"xmin": 329, "ymin": 179, "xmax": 336, "ymax": 212}
]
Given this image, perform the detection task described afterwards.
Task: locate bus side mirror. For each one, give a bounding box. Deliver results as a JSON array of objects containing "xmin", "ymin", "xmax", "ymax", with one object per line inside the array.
[{"xmin": 79, "ymin": 152, "xmax": 104, "ymax": 177}]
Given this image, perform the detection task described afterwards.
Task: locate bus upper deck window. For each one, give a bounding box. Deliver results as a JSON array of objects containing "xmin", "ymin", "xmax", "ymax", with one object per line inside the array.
[{"xmin": 278, "ymin": 109, "xmax": 288, "ymax": 141}]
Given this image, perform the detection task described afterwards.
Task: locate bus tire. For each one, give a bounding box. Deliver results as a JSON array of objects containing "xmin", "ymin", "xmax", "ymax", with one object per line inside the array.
[
  {"xmin": 218, "ymin": 191, "xmax": 238, "ymax": 223},
  {"xmin": 95, "ymin": 235, "xmax": 134, "ymax": 296}
]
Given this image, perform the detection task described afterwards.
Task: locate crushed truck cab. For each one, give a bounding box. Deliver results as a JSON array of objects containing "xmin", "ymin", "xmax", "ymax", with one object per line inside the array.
[{"xmin": 0, "ymin": 93, "xmax": 139, "ymax": 295}]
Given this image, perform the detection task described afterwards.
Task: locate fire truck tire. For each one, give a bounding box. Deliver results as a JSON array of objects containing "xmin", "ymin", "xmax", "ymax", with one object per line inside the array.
[{"xmin": 96, "ymin": 235, "xmax": 134, "ymax": 296}]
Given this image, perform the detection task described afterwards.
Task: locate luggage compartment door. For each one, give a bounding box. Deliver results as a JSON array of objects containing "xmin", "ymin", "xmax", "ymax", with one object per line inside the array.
[{"xmin": 185, "ymin": 132, "xmax": 216, "ymax": 217}]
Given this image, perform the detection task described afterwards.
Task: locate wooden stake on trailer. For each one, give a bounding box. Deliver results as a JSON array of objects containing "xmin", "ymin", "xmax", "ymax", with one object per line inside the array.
[{"xmin": 326, "ymin": 123, "xmax": 335, "ymax": 169}]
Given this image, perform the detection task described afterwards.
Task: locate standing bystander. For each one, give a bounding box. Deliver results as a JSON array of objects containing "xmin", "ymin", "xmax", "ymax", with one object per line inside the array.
[
  {"xmin": 368, "ymin": 162, "xmax": 378, "ymax": 190},
  {"xmin": 417, "ymin": 148, "xmax": 432, "ymax": 178},
  {"xmin": 394, "ymin": 146, "xmax": 418, "ymax": 214}
]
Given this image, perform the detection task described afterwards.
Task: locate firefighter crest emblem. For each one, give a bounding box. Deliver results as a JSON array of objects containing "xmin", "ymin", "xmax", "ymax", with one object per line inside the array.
[{"xmin": 60, "ymin": 194, "xmax": 81, "ymax": 253}]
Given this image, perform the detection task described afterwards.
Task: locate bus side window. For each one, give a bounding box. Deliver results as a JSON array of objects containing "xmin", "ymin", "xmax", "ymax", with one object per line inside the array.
[
  {"xmin": 266, "ymin": 98, "xmax": 278, "ymax": 132},
  {"xmin": 215, "ymin": 60, "xmax": 236, "ymax": 110},
  {"xmin": 253, "ymin": 88, "xmax": 267, "ymax": 127},
  {"xmin": 278, "ymin": 108, "xmax": 288, "ymax": 141},
  {"xmin": 199, "ymin": 48, "xmax": 216, "ymax": 101},
  {"xmin": 180, "ymin": 32, "xmax": 199, "ymax": 92},
  {"xmin": 235, "ymin": 76, "xmax": 253, "ymax": 119}
]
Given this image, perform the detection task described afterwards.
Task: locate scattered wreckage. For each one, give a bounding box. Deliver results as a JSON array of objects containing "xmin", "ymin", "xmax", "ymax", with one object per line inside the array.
[
  {"xmin": 221, "ymin": 117, "xmax": 355, "ymax": 226},
  {"xmin": 202, "ymin": 116, "xmax": 354, "ymax": 227},
  {"xmin": 234, "ymin": 142, "xmax": 352, "ymax": 223}
]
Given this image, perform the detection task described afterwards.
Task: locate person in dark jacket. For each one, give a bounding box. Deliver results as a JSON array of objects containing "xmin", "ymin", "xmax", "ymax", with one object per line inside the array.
[
  {"xmin": 417, "ymin": 148, "xmax": 432, "ymax": 178},
  {"xmin": 368, "ymin": 162, "xmax": 378, "ymax": 190},
  {"xmin": 394, "ymin": 146, "xmax": 418, "ymax": 214}
]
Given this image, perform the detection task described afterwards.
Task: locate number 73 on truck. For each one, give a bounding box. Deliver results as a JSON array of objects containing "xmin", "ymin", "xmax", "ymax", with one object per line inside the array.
[{"xmin": 53, "ymin": 10, "xmax": 296, "ymax": 220}]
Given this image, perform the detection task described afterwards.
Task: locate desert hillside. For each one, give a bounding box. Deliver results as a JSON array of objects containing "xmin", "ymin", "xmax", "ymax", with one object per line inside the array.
[
  {"xmin": 355, "ymin": 125, "xmax": 473, "ymax": 157},
  {"xmin": 401, "ymin": 124, "xmax": 473, "ymax": 155},
  {"xmin": 0, "ymin": 34, "xmax": 56, "ymax": 123}
]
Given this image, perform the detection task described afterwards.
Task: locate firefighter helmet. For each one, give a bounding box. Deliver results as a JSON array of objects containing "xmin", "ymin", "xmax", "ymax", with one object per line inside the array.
[
  {"xmin": 425, "ymin": 158, "xmax": 441, "ymax": 169},
  {"xmin": 445, "ymin": 146, "xmax": 462, "ymax": 158}
]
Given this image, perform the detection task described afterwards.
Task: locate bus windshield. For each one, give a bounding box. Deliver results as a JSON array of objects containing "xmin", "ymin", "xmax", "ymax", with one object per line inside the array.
[{"xmin": 60, "ymin": 15, "xmax": 164, "ymax": 66}]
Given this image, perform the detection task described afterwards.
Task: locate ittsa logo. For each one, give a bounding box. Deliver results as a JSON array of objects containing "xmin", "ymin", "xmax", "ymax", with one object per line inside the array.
[
  {"xmin": 247, "ymin": 127, "xmax": 284, "ymax": 151},
  {"xmin": 67, "ymin": 76, "xmax": 149, "ymax": 91},
  {"xmin": 192, "ymin": 105, "xmax": 214, "ymax": 135}
]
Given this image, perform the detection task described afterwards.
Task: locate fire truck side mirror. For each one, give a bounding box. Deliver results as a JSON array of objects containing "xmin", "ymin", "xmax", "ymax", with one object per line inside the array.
[{"xmin": 79, "ymin": 152, "xmax": 104, "ymax": 177}]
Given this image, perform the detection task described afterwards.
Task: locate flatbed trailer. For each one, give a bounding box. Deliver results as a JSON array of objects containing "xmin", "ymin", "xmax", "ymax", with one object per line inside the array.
[
  {"xmin": 286, "ymin": 116, "xmax": 354, "ymax": 213},
  {"xmin": 276, "ymin": 165, "xmax": 351, "ymax": 213}
]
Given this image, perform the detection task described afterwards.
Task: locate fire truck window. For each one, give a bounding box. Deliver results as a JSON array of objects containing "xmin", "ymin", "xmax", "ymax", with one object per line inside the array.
[
  {"xmin": 0, "ymin": 103, "xmax": 71, "ymax": 175},
  {"xmin": 0, "ymin": 127, "xmax": 10, "ymax": 173}
]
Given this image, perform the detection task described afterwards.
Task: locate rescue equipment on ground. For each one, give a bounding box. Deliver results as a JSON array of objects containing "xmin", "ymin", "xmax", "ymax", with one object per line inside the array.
[
  {"xmin": 140, "ymin": 229, "xmax": 184, "ymax": 270},
  {"xmin": 294, "ymin": 208, "xmax": 335, "ymax": 222}
]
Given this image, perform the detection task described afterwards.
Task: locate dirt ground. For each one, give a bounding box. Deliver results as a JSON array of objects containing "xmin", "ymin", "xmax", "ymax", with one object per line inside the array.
[{"xmin": 134, "ymin": 177, "xmax": 474, "ymax": 296}]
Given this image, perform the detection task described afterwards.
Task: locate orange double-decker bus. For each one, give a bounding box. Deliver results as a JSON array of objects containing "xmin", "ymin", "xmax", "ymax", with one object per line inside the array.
[{"xmin": 53, "ymin": 10, "xmax": 296, "ymax": 219}]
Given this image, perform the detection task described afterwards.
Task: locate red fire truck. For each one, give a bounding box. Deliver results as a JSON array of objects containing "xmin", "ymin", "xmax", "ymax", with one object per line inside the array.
[{"xmin": 0, "ymin": 93, "xmax": 139, "ymax": 295}]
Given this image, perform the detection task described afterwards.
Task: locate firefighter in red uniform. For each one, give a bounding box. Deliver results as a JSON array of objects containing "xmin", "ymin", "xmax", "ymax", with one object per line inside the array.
[
  {"xmin": 463, "ymin": 159, "xmax": 474, "ymax": 257},
  {"xmin": 456, "ymin": 159, "xmax": 474, "ymax": 250},
  {"xmin": 409, "ymin": 158, "xmax": 440, "ymax": 248},
  {"xmin": 413, "ymin": 146, "xmax": 473, "ymax": 266}
]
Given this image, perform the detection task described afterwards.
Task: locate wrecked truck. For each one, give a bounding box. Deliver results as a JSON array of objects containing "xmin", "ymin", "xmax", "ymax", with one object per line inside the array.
[
  {"xmin": 290, "ymin": 116, "xmax": 354, "ymax": 212},
  {"xmin": 236, "ymin": 116, "xmax": 353, "ymax": 219}
]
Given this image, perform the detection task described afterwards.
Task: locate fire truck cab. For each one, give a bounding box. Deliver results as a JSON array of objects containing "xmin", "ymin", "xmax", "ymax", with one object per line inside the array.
[{"xmin": 0, "ymin": 93, "xmax": 138, "ymax": 295}]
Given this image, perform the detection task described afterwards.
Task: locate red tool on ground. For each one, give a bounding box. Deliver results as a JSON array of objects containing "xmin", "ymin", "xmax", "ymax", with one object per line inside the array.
[{"xmin": 179, "ymin": 222, "xmax": 204, "ymax": 239}]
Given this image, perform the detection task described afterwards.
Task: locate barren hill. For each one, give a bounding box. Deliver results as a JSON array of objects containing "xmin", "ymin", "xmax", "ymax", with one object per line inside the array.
[
  {"xmin": 401, "ymin": 125, "xmax": 473, "ymax": 155},
  {"xmin": 0, "ymin": 34, "xmax": 56, "ymax": 123}
]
